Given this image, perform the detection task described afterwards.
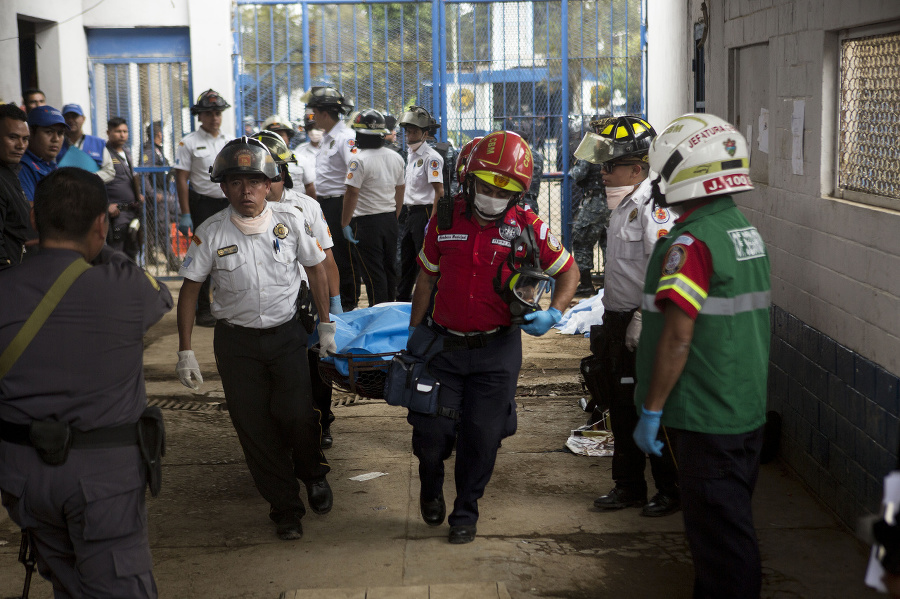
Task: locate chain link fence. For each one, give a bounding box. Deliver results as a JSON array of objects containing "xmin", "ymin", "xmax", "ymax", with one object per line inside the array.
[{"xmin": 838, "ymin": 32, "xmax": 900, "ymax": 203}]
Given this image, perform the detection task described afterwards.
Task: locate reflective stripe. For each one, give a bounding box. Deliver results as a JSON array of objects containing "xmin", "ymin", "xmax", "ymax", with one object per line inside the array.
[
  {"xmin": 657, "ymin": 273, "xmax": 707, "ymax": 312},
  {"xmin": 418, "ymin": 248, "xmax": 439, "ymax": 273},
  {"xmin": 543, "ymin": 249, "xmax": 572, "ymax": 277},
  {"xmin": 643, "ymin": 290, "xmax": 770, "ymax": 315}
]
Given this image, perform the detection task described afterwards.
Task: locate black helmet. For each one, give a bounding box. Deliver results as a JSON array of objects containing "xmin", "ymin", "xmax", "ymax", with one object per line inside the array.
[
  {"xmin": 303, "ymin": 112, "xmax": 316, "ymax": 130},
  {"xmin": 209, "ymin": 137, "xmax": 281, "ymax": 183},
  {"xmin": 190, "ymin": 89, "xmax": 231, "ymax": 115},
  {"xmin": 351, "ymin": 109, "xmax": 388, "ymax": 137},
  {"xmin": 574, "ymin": 115, "xmax": 656, "ymax": 165},
  {"xmin": 300, "ymin": 86, "xmax": 354, "ymax": 116},
  {"xmin": 251, "ymin": 131, "xmax": 297, "ymax": 165},
  {"xmin": 399, "ymin": 105, "xmax": 439, "ymax": 132}
]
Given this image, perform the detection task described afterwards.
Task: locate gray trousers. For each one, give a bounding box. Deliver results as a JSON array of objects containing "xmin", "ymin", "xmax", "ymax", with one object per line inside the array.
[{"xmin": 0, "ymin": 443, "xmax": 157, "ymax": 598}]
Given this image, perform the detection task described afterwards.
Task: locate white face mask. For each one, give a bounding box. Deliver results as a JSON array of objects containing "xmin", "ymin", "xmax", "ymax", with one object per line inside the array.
[
  {"xmin": 230, "ymin": 205, "xmax": 272, "ymax": 235},
  {"xmin": 408, "ymin": 141, "xmax": 424, "ymax": 152},
  {"xmin": 605, "ymin": 185, "xmax": 637, "ymax": 210},
  {"xmin": 307, "ymin": 129, "xmax": 323, "ymax": 144},
  {"xmin": 473, "ymin": 192, "xmax": 511, "ymax": 220}
]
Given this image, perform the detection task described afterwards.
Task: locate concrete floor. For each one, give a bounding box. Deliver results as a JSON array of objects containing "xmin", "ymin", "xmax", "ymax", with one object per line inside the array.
[{"xmin": 0, "ymin": 282, "xmax": 882, "ymax": 598}]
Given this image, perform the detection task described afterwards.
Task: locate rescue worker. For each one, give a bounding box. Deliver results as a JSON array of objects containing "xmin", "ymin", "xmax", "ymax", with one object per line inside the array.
[
  {"xmin": 633, "ymin": 113, "xmax": 769, "ymax": 598},
  {"xmin": 396, "ymin": 106, "xmax": 444, "ymax": 302},
  {"xmin": 174, "ymin": 89, "xmax": 233, "ymax": 326},
  {"xmin": 342, "ymin": 109, "xmax": 405, "ymax": 306},
  {"xmin": 0, "ymin": 167, "xmax": 172, "ymax": 597},
  {"xmin": 574, "ymin": 116, "xmax": 680, "ymax": 517},
  {"xmin": 294, "ymin": 113, "xmax": 321, "ymax": 199},
  {"xmin": 262, "ymin": 115, "xmax": 316, "ymax": 199},
  {"xmin": 407, "ymin": 131, "xmax": 579, "ymax": 544},
  {"xmin": 175, "ymin": 137, "xmax": 337, "ymax": 541},
  {"xmin": 253, "ymin": 130, "xmax": 342, "ymax": 449},
  {"xmin": 302, "ymin": 86, "xmax": 357, "ymax": 310}
]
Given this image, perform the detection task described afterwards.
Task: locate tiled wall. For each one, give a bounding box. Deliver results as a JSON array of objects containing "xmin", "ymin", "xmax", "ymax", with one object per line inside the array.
[{"xmin": 769, "ymin": 305, "xmax": 899, "ymax": 528}]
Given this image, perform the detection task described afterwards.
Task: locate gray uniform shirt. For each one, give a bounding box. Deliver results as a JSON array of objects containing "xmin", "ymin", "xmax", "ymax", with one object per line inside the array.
[{"xmin": 0, "ymin": 247, "xmax": 173, "ymax": 428}]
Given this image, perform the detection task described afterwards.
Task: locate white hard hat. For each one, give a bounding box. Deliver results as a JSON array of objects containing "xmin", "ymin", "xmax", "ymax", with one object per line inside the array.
[{"xmin": 261, "ymin": 115, "xmax": 294, "ymax": 133}]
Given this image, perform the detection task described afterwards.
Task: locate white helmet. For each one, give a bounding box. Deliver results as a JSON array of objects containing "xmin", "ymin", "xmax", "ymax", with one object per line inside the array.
[
  {"xmin": 261, "ymin": 115, "xmax": 293, "ymax": 134},
  {"xmin": 648, "ymin": 113, "xmax": 753, "ymax": 205}
]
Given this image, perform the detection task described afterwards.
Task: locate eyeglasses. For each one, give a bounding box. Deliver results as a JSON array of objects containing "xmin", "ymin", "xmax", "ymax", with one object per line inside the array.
[{"xmin": 600, "ymin": 161, "xmax": 638, "ymax": 173}]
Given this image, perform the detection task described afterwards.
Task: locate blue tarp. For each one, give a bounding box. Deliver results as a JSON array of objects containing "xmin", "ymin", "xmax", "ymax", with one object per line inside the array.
[{"xmin": 310, "ymin": 302, "xmax": 412, "ymax": 377}]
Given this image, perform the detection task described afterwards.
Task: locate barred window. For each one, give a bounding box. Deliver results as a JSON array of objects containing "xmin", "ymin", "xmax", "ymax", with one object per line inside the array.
[{"xmin": 837, "ymin": 31, "xmax": 900, "ymax": 207}]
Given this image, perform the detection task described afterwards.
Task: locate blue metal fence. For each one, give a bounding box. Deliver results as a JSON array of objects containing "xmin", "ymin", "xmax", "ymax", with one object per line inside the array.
[{"xmin": 234, "ymin": 0, "xmax": 645, "ymax": 247}]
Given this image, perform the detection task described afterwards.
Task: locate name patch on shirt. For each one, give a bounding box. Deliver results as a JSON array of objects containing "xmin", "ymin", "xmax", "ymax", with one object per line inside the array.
[
  {"xmin": 438, "ymin": 233, "xmax": 469, "ymax": 242},
  {"xmin": 491, "ymin": 238, "xmax": 512, "ymax": 247},
  {"xmin": 217, "ymin": 245, "xmax": 238, "ymax": 257},
  {"xmin": 728, "ymin": 227, "xmax": 766, "ymax": 261}
]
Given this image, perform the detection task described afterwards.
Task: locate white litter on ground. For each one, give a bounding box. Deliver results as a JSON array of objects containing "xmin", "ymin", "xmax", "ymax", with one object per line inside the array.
[
  {"xmin": 349, "ymin": 472, "xmax": 389, "ymax": 482},
  {"xmin": 565, "ymin": 429, "xmax": 615, "ymax": 457}
]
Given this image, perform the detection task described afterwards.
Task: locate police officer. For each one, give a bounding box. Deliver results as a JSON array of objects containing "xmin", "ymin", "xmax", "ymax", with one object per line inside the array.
[
  {"xmin": 575, "ymin": 116, "xmax": 680, "ymax": 517},
  {"xmin": 254, "ymin": 130, "xmax": 342, "ymax": 449},
  {"xmin": 175, "ymin": 137, "xmax": 337, "ymax": 541},
  {"xmin": 0, "ymin": 103, "xmax": 33, "ymax": 268},
  {"xmin": 408, "ymin": 131, "xmax": 579, "ymax": 544},
  {"xmin": 633, "ymin": 114, "xmax": 769, "ymax": 598},
  {"xmin": 262, "ymin": 115, "xmax": 316, "ymax": 199},
  {"xmin": 302, "ymin": 86, "xmax": 357, "ymax": 311},
  {"xmin": 342, "ymin": 109, "xmax": 405, "ymax": 306},
  {"xmin": 105, "ymin": 116, "xmax": 145, "ymax": 261},
  {"xmin": 174, "ymin": 89, "xmax": 233, "ymax": 326},
  {"xmin": 396, "ymin": 106, "xmax": 444, "ymax": 302},
  {"xmin": 0, "ymin": 167, "xmax": 172, "ymax": 597},
  {"xmin": 570, "ymin": 116, "xmax": 613, "ymax": 296}
]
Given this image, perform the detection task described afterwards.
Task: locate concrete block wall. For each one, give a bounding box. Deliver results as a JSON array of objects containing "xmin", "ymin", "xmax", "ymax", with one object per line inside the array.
[{"xmin": 698, "ymin": 0, "xmax": 900, "ymax": 528}]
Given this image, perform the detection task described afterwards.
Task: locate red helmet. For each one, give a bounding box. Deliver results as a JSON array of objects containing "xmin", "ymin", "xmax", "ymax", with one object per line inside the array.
[
  {"xmin": 466, "ymin": 131, "xmax": 533, "ymax": 194},
  {"xmin": 456, "ymin": 136, "xmax": 483, "ymax": 181}
]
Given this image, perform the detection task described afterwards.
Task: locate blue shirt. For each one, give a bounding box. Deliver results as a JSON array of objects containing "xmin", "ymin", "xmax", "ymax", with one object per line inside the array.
[{"xmin": 18, "ymin": 149, "xmax": 57, "ymax": 202}]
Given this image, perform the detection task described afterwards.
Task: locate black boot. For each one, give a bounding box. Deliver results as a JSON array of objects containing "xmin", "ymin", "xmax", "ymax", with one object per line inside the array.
[{"xmin": 574, "ymin": 269, "xmax": 595, "ymax": 297}]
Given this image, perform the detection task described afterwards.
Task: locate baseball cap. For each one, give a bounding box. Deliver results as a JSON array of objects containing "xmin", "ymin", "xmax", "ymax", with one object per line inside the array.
[
  {"xmin": 61, "ymin": 103, "xmax": 84, "ymax": 117},
  {"xmin": 28, "ymin": 106, "xmax": 70, "ymax": 129}
]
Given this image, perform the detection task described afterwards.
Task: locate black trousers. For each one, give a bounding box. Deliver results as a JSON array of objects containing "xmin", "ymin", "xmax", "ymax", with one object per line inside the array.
[
  {"xmin": 669, "ymin": 426, "xmax": 765, "ymax": 599},
  {"xmin": 319, "ymin": 195, "xmax": 358, "ymax": 310},
  {"xmin": 213, "ymin": 319, "xmax": 330, "ymax": 522},
  {"xmin": 594, "ymin": 310, "xmax": 678, "ymax": 497},
  {"xmin": 307, "ymin": 347, "xmax": 333, "ymax": 427},
  {"xmin": 107, "ymin": 208, "xmax": 142, "ymax": 262},
  {"xmin": 407, "ymin": 325, "xmax": 521, "ymax": 527},
  {"xmin": 348, "ymin": 211, "xmax": 398, "ymax": 307},
  {"xmin": 188, "ymin": 189, "xmax": 229, "ymax": 313},
  {"xmin": 396, "ymin": 204, "xmax": 431, "ymax": 302}
]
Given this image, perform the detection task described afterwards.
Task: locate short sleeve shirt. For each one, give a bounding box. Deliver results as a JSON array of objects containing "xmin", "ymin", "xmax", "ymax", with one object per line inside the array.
[
  {"xmin": 417, "ymin": 202, "xmax": 574, "ymax": 332},
  {"xmin": 404, "ymin": 143, "xmax": 444, "ymax": 206},
  {"xmin": 173, "ymin": 128, "xmax": 231, "ymax": 198},
  {"xmin": 179, "ymin": 202, "xmax": 326, "ymax": 327},
  {"xmin": 287, "ymin": 159, "xmax": 314, "ymax": 187},
  {"xmin": 652, "ymin": 218, "xmax": 713, "ymax": 321},
  {"xmin": 602, "ymin": 176, "xmax": 675, "ymax": 312},
  {"xmin": 345, "ymin": 147, "xmax": 405, "ymax": 216},
  {"xmin": 316, "ymin": 121, "xmax": 357, "ymax": 197}
]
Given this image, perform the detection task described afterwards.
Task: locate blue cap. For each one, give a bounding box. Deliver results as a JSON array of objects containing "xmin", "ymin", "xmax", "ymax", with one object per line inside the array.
[
  {"xmin": 61, "ymin": 103, "xmax": 84, "ymax": 116},
  {"xmin": 28, "ymin": 106, "xmax": 70, "ymax": 130}
]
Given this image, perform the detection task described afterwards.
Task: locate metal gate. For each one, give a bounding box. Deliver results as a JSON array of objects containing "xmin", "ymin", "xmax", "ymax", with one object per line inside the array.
[
  {"xmin": 88, "ymin": 28, "xmax": 193, "ymax": 277},
  {"xmin": 234, "ymin": 0, "xmax": 645, "ymax": 247}
]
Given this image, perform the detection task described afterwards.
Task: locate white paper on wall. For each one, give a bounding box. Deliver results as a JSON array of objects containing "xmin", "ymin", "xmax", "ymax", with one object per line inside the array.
[
  {"xmin": 792, "ymin": 100, "xmax": 805, "ymax": 175},
  {"xmin": 758, "ymin": 108, "xmax": 769, "ymax": 154}
]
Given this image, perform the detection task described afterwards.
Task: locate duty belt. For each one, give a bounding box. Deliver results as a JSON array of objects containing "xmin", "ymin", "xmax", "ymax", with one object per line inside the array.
[
  {"xmin": 429, "ymin": 320, "xmax": 511, "ymax": 351},
  {"xmin": 0, "ymin": 419, "xmax": 138, "ymax": 449},
  {"xmin": 319, "ymin": 195, "xmax": 343, "ymax": 202},
  {"xmin": 218, "ymin": 319, "xmax": 296, "ymax": 336},
  {"xmin": 602, "ymin": 309, "xmax": 637, "ymax": 324}
]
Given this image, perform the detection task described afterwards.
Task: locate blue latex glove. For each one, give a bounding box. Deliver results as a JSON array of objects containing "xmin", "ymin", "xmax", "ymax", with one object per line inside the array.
[
  {"xmin": 178, "ymin": 213, "xmax": 193, "ymax": 236},
  {"xmin": 342, "ymin": 225, "xmax": 359, "ymax": 244},
  {"xmin": 329, "ymin": 295, "xmax": 343, "ymax": 315},
  {"xmin": 633, "ymin": 407, "xmax": 664, "ymax": 457},
  {"xmin": 519, "ymin": 307, "xmax": 562, "ymax": 336}
]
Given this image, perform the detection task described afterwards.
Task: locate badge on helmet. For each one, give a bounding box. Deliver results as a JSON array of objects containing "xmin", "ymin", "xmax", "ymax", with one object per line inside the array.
[
  {"xmin": 351, "ymin": 109, "xmax": 389, "ymax": 137},
  {"xmin": 466, "ymin": 131, "xmax": 533, "ymax": 194}
]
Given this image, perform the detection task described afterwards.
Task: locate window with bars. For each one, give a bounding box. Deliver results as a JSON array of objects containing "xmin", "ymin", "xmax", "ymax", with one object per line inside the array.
[{"xmin": 837, "ymin": 31, "xmax": 900, "ymax": 208}]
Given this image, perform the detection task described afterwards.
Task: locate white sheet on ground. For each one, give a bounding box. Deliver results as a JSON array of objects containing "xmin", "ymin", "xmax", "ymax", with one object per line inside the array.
[{"xmin": 554, "ymin": 289, "xmax": 605, "ymax": 336}]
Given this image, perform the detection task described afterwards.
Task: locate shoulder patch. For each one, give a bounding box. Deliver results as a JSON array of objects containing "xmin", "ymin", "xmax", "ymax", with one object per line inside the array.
[
  {"xmin": 348, "ymin": 161, "xmax": 359, "ymax": 171},
  {"xmin": 662, "ymin": 245, "xmax": 686, "ymax": 275},
  {"xmin": 657, "ymin": 229, "xmax": 669, "ymax": 238},
  {"xmin": 192, "ymin": 235, "xmax": 202, "ymax": 246},
  {"xmin": 430, "ymin": 159, "xmax": 439, "ymax": 169},
  {"xmin": 547, "ymin": 232, "xmax": 561, "ymax": 252},
  {"xmin": 651, "ymin": 207, "xmax": 670, "ymax": 224},
  {"xmin": 182, "ymin": 256, "xmax": 193, "ymax": 268}
]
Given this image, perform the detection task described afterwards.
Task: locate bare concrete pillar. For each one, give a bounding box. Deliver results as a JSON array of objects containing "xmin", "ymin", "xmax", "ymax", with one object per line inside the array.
[{"xmin": 646, "ymin": 0, "xmax": 692, "ymax": 130}]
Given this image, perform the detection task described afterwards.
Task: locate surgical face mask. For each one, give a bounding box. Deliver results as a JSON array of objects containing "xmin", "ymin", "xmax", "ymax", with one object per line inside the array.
[
  {"xmin": 605, "ymin": 185, "xmax": 636, "ymax": 210},
  {"xmin": 307, "ymin": 129, "xmax": 323, "ymax": 144},
  {"xmin": 473, "ymin": 192, "xmax": 511, "ymax": 220},
  {"xmin": 230, "ymin": 205, "xmax": 272, "ymax": 235},
  {"xmin": 407, "ymin": 141, "xmax": 424, "ymax": 152}
]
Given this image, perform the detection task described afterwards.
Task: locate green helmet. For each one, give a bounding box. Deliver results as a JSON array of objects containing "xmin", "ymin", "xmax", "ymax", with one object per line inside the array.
[
  {"xmin": 209, "ymin": 137, "xmax": 281, "ymax": 183},
  {"xmin": 252, "ymin": 130, "xmax": 297, "ymax": 165},
  {"xmin": 399, "ymin": 105, "xmax": 439, "ymax": 132}
]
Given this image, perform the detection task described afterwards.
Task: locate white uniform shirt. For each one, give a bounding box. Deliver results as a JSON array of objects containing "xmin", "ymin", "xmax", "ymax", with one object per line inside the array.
[
  {"xmin": 295, "ymin": 141, "xmax": 319, "ymax": 183},
  {"xmin": 403, "ymin": 143, "xmax": 444, "ymax": 206},
  {"xmin": 602, "ymin": 175, "xmax": 674, "ymax": 312},
  {"xmin": 344, "ymin": 147, "xmax": 405, "ymax": 217},
  {"xmin": 287, "ymin": 160, "xmax": 314, "ymax": 188},
  {"xmin": 315, "ymin": 121, "xmax": 357, "ymax": 197},
  {"xmin": 179, "ymin": 202, "xmax": 326, "ymax": 327},
  {"xmin": 278, "ymin": 187, "xmax": 333, "ymax": 285},
  {"xmin": 173, "ymin": 128, "xmax": 232, "ymax": 198}
]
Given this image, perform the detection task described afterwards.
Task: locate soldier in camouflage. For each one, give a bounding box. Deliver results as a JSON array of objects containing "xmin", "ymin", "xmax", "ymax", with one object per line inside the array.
[{"xmin": 570, "ymin": 157, "xmax": 610, "ymax": 296}]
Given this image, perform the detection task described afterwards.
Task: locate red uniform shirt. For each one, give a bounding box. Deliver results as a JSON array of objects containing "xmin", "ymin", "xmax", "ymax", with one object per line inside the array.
[
  {"xmin": 653, "ymin": 207, "xmax": 713, "ymax": 320},
  {"xmin": 417, "ymin": 200, "xmax": 573, "ymax": 332}
]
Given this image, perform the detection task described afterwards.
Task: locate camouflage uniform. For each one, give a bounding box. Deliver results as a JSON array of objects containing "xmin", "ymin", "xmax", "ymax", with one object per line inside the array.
[{"xmin": 571, "ymin": 158, "xmax": 610, "ymax": 273}]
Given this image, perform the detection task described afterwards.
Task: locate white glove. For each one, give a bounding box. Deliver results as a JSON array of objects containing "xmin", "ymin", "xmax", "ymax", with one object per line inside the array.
[
  {"xmin": 317, "ymin": 322, "xmax": 337, "ymax": 358},
  {"xmin": 625, "ymin": 311, "xmax": 642, "ymax": 352},
  {"xmin": 176, "ymin": 350, "xmax": 203, "ymax": 390}
]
